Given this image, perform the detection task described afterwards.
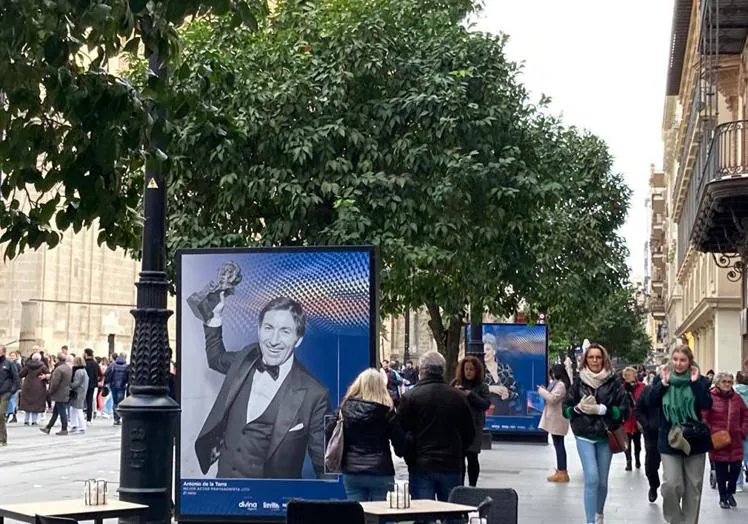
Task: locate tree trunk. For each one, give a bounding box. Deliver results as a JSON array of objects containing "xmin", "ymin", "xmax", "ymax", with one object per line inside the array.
[{"xmin": 425, "ymin": 300, "xmax": 464, "ymax": 381}]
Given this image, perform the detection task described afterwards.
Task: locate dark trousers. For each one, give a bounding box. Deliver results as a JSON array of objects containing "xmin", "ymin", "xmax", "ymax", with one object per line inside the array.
[
  {"xmin": 47, "ymin": 402, "xmax": 69, "ymax": 431},
  {"xmin": 85, "ymin": 388, "xmax": 95, "ymax": 422},
  {"xmin": 624, "ymin": 431, "xmax": 642, "ymax": 465},
  {"xmin": 714, "ymin": 460, "xmax": 742, "ymax": 500},
  {"xmin": 410, "ymin": 470, "xmax": 462, "ymax": 524},
  {"xmin": 462, "ymin": 452, "xmax": 480, "ymax": 486},
  {"xmin": 552, "ymin": 434, "xmax": 567, "ymax": 471},
  {"xmin": 643, "ymin": 433, "xmax": 661, "ymax": 489}
]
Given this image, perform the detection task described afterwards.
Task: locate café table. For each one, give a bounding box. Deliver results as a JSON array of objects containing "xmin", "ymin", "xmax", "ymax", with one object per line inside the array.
[
  {"xmin": 0, "ymin": 499, "xmax": 148, "ymax": 524},
  {"xmin": 360, "ymin": 499, "xmax": 477, "ymax": 523}
]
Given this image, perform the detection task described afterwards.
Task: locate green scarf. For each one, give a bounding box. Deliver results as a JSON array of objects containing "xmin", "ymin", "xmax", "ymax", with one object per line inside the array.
[{"xmin": 662, "ymin": 369, "xmax": 698, "ymax": 426}]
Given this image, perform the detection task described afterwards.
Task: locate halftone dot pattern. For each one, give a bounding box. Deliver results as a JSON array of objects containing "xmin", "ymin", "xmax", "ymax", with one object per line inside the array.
[{"xmin": 221, "ymin": 250, "xmax": 371, "ymax": 339}]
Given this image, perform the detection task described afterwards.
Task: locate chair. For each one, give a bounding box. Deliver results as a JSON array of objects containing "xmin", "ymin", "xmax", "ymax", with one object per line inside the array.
[
  {"xmin": 448, "ymin": 487, "xmax": 518, "ymax": 524},
  {"xmin": 35, "ymin": 516, "xmax": 78, "ymax": 524},
  {"xmin": 285, "ymin": 499, "xmax": 365, "ymax": 524}
]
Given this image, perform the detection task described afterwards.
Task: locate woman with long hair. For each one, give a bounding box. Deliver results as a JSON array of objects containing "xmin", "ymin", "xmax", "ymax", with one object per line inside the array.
[
  {"xmin": 539, "ymin": 363, "xmax": 571, "ymax": 482},
  {"xmin": 646, "ymin": 345, "xmax": 712, "ymax": 524},
  {"xmin": 326, "ymin": 368, "xmax": 408, "ymax": 501},
  {"xmin": 564, "ymin": 344, "xmax": 629, "ymax": 524},
  {"xmin": 451, "ymin": 356, "xmax": 491, "ymax": 486}
]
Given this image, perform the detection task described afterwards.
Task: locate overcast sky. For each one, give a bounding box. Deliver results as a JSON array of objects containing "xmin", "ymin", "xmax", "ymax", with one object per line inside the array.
[{"xmin": 476, "ymin": 0, "xmax": 675, "ymax": 279}]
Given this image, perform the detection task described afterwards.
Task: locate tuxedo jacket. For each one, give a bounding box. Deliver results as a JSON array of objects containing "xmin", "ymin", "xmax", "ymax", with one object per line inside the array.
[{"xmin": 195, "ymin": 326, "xmax": 329, "ymax": 478}]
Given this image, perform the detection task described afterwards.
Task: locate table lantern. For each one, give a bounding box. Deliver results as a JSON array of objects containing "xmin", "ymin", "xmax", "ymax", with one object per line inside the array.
[
  {"xmin": 83, "ymin": 479, "xmax": 108, "ymax": 506},
  {"xmin": 385, "ymin": 480, "xmax": 411, "ymax": 509}
]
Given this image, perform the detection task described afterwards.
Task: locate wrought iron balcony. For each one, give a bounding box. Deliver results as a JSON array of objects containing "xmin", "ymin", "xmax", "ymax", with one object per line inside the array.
[
  {"xmin": 649, "ymin": 297, "xmax": 666, "ymax": 319},
  {"xmin": 686, "ymin": 120, "xmax": 748, "ymax": 257}
]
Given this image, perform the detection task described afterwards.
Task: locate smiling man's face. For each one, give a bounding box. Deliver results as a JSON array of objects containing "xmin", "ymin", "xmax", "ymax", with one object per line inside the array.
[{"xmin": 258, "ymin": 309, "xmax": 302, "ymax": 366}]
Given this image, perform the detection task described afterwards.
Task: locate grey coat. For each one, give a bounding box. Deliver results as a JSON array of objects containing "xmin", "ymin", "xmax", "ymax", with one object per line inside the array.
[
  {"xmin": 70, "ymin": 368, "xmax": 89, "ymax": 409},
  {"xmin": 48, "ymin": 363, "xmax": 73, "ymax": 403}
]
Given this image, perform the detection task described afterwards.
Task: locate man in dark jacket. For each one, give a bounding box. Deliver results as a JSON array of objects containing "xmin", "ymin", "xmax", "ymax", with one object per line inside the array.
[
  {"xmin": 636, "ymin": 383, "xmax": 662, "ymax": 502},
  {"xmin": 399, "ymin": 351, "xmax": 475, "ymax": 503},
  {"xmin": 105, "ymin": 353, "xmax": 129, "ymax": 426},
  {"xmin": 40, "ymin": 352, "xmax": 73, "ymax": 436},
  {"xmin": 0, "ymin": 345, "xmax": 21, "ymax": 446},
  {"xmin": 83, "ymin": 348, "xmax": 100, "ymax": 423}
]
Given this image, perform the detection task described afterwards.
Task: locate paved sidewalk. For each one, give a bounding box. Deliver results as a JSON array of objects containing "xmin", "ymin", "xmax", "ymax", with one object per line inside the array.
[{"xmin": 1, "ymin": 422, "xmax": 745, "ymax": 523}]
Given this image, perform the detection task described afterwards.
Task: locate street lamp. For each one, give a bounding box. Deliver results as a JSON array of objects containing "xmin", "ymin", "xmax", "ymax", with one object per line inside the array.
[{"xmin": 117, "ymin": 53, "xmax": 180, "ymax": 524}]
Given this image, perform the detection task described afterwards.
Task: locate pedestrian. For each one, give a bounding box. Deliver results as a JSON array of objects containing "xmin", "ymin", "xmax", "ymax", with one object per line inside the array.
[
  {"xmin": 83, "ymin": 348, "xmax": 99, "ymax": 423},
  {"xmin": 539, "ymin": 363, "xmax": 571, "ymax": 483},
  {"xmin": 735, "ymin": 371, "xmax": 748, "ymax": 492},
  {"xmin": 399, "ymin": 351, "xmax": 475, "ymax": 502},
  {"xmin": 40, "ymin": 352, "xmax": 73, "ymax": 436},
  {"xmin": 104, "ymin": 352, "xmax": 129, "ymax": 426},
  {"xmin": 5, "ymin": 351, "xmax": 22, "ymax": 424},
  {"xmin": 19, "ymin": 352, "xmax": 49, "ymax": 426},
  {"xmin": 645, "ymin": 345, "xmax": 712, "ymax": 524},
  {"xmin": 451, "ymin": 356, "xmax": 491, "ymax": 487},
  {"xmin": 0, "ymin": 345, "xmax": 21, "ymax": 446},
  {"xmin": 636, "ymin": 381, "xmax": 662, "ymax": 502},
  {"xmin": 381, "ymin": 360, "xmax": 402, "ymax": 408},
  {"xmin": 702, "ymin": 371, "xmax": 748, "ymax": 509},
  {"xmin": 326, "ymin": 368, "xmax": 408, "ymax": 501},
  {"xmin": 563, "ymin": 343, "xmax": 629, "ymax": 524},
  {"xmin": 622, "ymin": 367, "xmax": 645, "ymax": 471},
  {"xmin": 69, "ymin": 356, "xmax": 90, "ymax": 434}
]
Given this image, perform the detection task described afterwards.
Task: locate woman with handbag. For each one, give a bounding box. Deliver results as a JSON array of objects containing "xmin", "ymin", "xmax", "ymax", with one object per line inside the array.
[
  {"xmin": 563, "ymin": 344, "xmax": 629, "ymax": 524},
  {"xmin": 702, "ymin": 371, "xmax": 748, "ymax": 509},
  {"xmin": 324, "ymin": 368, "xmax": 408, "ymax": 501},
  {"xmin": 645, "ymin": 344, "xmax": 712, "ymax": 524},
  {"xmin": 539, "ymin": 364, "xmax": 571, "ymax": 483}
]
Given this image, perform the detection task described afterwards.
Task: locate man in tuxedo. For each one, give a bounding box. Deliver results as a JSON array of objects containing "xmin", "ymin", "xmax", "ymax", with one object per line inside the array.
[{"xmin": 195, "ymin": 295, "xmax": 329, "ymax": 479}]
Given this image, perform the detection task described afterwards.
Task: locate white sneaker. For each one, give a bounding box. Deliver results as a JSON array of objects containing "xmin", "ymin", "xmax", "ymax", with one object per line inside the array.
[
  {"xmin": 736, "ymin": 485, "xmax": 744, "ymax": 493},
  {"xmin": 595, "ymin": 514, "xmax": 604, "ymax": 524}
]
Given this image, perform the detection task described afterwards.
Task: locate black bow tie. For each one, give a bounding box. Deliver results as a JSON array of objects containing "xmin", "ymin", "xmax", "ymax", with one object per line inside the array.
[{"xmin": 256, "ymin": 361, "xmax": 280, "ymax": 380}]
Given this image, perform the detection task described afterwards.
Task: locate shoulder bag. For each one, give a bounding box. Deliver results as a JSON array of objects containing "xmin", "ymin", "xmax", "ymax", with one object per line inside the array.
[
  {"xmin": 324, "ymin": 413, "xmax": 345, "ymax": 473},
  {"xmin": 606, "ymin": 424, "xmax": 629, "ymax": 454},
  {"xmin": 711, "ymin": 398, "xmax": 733, "ymax": 451}
]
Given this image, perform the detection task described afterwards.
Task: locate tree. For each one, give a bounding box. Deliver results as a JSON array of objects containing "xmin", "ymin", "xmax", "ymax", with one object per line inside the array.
[
  {"xmin": 117, "ymin": 0, "xmax": 635, "ymax": 376},
  {"xmin": 0, "ymin": 0, "xmax": 267, "ymax": 258}
]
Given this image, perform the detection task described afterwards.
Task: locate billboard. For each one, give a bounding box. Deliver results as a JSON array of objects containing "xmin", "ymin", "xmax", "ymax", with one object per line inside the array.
[
  {"xmin": 176, "ymin": 247, "xmax": 377, "ymax": 521},
  {"xmin": 471, "ymin": 323, "xmax": 548, "ymax": 434}
]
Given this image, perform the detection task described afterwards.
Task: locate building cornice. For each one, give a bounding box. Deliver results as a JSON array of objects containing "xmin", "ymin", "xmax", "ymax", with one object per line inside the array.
[{"xmin": 675, "ymin": 296, "xmax": 742, "ymax": 336}]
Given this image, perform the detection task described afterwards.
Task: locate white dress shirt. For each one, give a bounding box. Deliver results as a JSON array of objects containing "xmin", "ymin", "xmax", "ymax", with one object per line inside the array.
[{"xmin": 246, "ymin": 356, "xmax": 294, "ymax": 424}]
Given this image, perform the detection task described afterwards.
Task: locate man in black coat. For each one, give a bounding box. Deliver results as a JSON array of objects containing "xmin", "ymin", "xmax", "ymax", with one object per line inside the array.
[
  {"xmin": 195, "ymin": 295, "xmax": 329, "ymax": 479},
  {"xmin": 636, "ymin": 383, "xmax": 662, "ymax": 502},
  {"xmin": 83, "ymin": 348, "xmax": 100, "ymax": 423},
  {"xmin": 399, "ymin": 351, "xmax": 475, "ymax": 502}
]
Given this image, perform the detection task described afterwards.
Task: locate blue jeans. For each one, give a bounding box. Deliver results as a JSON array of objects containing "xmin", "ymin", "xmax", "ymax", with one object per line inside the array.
[
  {"xmin": 409, "ymin": 470, "xmax": 462, "ymax": 502},
  {"xmin": 343, "ymin": 473, "xmax": 394, "ymax": 502},
  {"xmin": 111, "ymin": 388, "xmax": 125, "ymax": 422},
  {"xmin": 738, "ymin": 439, "xmax": 748, "ymax": 487},
  {"xmin": 576, "ymin": 438, "xmax": 612, "ymax": 524}
]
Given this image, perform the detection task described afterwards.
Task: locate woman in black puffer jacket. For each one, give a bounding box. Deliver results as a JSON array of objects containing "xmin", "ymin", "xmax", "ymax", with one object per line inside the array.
[{"xmin": 326, "ymin": 368, "xmax": 409, "ymax": 501}]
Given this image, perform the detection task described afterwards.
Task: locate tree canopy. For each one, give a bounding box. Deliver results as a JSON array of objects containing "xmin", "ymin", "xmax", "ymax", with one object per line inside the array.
[
  {"xmin": 0, "ymin": 0, "xmax": 267, "ymax": 257},
  {"xmin": 1, "ymin": 0, "xmax": 644, "ymax": 371}
]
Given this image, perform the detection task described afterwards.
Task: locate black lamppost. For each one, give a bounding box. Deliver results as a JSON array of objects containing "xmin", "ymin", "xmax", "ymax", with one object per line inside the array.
[
  {"xmin": 467, "ymin": 303, "xmax": 484, "ymax": 363},
  {"xmin": 117, "ymin": 53, "xmax": 180, "ymax": 524},
  {"xmin": 403, "ymin": 310, "xmax": 410, "ymax": 363}
]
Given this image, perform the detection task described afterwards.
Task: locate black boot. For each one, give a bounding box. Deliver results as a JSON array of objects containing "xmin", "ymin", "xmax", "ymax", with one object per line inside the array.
[
  {"xmin": 625, "ymin": 460, "xmax": 632, "ymax": 471},
  {"xmin": 9, "ymin": 414, "xmax": 17, "ymax": 423}
]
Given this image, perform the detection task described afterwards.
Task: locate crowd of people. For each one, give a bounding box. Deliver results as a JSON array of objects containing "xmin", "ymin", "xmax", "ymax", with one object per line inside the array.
[
  {"xmin": 539, "ymin": 343, "xmax": 748, "ymax": 524},
  {"xmin": 0, "ymin": 344, "xmax": 131, "ymax": 444}
]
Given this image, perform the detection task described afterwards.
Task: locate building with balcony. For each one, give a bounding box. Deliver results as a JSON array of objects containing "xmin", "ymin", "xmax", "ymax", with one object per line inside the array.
[
  {"xmin": 647, "ymin": 167, "xmax": 669, "ymax": 351},
  {"xmin": 658, "ymin": 0, "xmax": 748, "ymax": 372}
]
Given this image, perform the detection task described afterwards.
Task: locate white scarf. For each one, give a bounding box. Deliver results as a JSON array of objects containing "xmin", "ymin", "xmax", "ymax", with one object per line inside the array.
[{"xmin": 579, "ymin": 367, "xmax": 611, "ymax": 390}]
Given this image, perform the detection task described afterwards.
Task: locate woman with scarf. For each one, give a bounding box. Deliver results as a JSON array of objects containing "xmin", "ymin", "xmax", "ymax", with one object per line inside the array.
[
  {"xmin": 645, "ymin": 345, "xmax": 712, "ymax": 524},
  {"xmin": 539, "ymin": 363, "xmax": 571, "ymax": 482},
  {"xmin": 451, "ymin": 356, "xmax": 491, "ymax": 486},
  {"xmin": 564, "ymin": 344, "xmax": 628, "ymax": 524}
]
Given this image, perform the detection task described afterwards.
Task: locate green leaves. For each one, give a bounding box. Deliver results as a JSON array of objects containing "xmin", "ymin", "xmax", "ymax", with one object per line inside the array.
[{"xmin": 0, "ymin": 0, "xmax": 269, "ymax": 259}]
